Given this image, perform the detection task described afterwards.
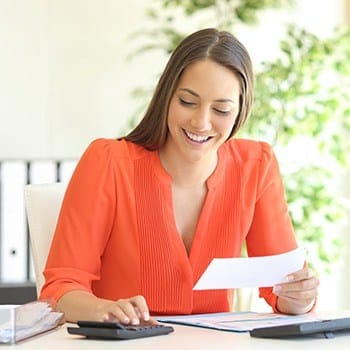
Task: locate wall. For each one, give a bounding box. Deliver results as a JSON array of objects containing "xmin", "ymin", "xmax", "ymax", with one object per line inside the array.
[
  {"xmin": 0, "ymin": 0, "xmax": 347, "ymax": 159},
  {"xmin": 0, "ymin": 0, "xmax": 349, "ymax": 309},
  {"xmin": 0, "ymin": 0, "xmax": 163, "ymax": 159}
]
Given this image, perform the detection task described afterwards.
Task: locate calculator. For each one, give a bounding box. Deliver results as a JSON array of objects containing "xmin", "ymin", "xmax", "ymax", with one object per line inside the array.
[
  {"xmin": 67, "ymin": 320, "xmax": 174, "ymax": 340},
  {"xmin": 249, "ymin": 317, "xmax": 350, "ymax": 339}
]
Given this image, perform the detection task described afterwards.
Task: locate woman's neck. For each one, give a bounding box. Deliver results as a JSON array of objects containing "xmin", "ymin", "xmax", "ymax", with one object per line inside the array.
[{"xmin": 158, "ymin": 147, "xmax": 218, "ymax": 188}]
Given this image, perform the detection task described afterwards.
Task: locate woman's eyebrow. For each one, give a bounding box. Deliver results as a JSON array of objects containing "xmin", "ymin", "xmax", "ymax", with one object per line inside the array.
[
  {"xmin": 178, "ymin": 88, "xmax": 235, "ymax": 103},
  {"xmin": 178, "ymin": 88, "xmax": 199, "ymax": 97}
]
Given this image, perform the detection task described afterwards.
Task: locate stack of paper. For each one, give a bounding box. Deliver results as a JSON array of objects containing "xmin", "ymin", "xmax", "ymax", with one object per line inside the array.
[{"xmin": 0, "ymin": 301, "xmax": 63, "ymax": 344}]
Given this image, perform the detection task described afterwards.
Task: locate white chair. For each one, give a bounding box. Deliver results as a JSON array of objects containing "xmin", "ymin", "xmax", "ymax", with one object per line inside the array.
[{"xmin": 24, "ymin": 183, "xmax": 67, "ymax": 297}]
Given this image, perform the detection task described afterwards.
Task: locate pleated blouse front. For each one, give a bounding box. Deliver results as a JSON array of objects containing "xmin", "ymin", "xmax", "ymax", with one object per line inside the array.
[{"xmin": 41, "ymin": 138, "xmax": 297, "ymax": 315}]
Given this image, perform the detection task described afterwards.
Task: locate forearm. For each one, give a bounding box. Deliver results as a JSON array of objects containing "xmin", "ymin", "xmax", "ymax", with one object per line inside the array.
[{"xmin": 57, "ymin": 290, "xmax": 114, "ymax": 323}]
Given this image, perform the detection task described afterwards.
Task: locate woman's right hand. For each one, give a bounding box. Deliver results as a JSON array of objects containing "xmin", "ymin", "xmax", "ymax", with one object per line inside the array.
[
  {"xmin": 57, "ymin": 291, "xmax": 157, "ymax": 324},
  {"xmin": 100, "ymin": 295, "xmax": 156, "ymax": 325}
]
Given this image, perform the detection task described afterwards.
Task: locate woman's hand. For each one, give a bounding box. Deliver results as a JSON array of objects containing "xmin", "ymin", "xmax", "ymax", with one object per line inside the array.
[
  {"xmin": 273, "ymin": 262, "xmax": 320, "ymax": 315},
  {"xmin": 100, "ymin": 295, "xmax": 157, "ymax": 325},
  {"xmin": 58, "ymin": 291, "xmax": 157, "ymax": 324}
]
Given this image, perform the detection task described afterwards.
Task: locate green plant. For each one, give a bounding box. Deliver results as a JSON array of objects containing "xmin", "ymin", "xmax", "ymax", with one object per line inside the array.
[
  {"xmin": 241, "ymin": 25, "xmax": 350, "ymax": 272},
  {"xmin": 128, "ymin": 0, "xmax": 350, "ymax": 274},
  {"xmin": 130, "ymin": 0, "xmax": 293, "ymax": 54},
  {"xmin": 126, "ymin": 0, "xmax": 293, "ymax": 128}
]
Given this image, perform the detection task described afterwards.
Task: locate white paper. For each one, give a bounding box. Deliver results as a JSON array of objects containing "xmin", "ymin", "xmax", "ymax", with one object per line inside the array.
[
  {"xmin": 0, "ymin": 301, "xmax": 63, "ymax": 343},
  {"xmin": 157, "ymin": 311, "xmax": 320, "ymax": 332},
  {"xmin": 193, "ymin": 247, "xmax": 306, "ymax": 290}
]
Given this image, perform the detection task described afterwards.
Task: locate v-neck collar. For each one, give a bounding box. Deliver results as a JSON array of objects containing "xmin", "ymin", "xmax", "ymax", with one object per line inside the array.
[{"xmin": 150, "ymin": 146, "xmax": 227, "ymax": 267}]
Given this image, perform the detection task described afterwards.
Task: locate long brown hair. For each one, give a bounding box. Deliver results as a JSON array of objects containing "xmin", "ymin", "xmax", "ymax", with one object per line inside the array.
[{"xmin": 124, "ymin": 28, "xmax": 254, "ymax": 150}]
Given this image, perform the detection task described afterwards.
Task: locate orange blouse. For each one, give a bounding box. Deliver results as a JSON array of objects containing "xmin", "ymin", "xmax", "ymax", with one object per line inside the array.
[{"xmin": 41, "ymin": 138, "xmax": 297, "ymax": 314}]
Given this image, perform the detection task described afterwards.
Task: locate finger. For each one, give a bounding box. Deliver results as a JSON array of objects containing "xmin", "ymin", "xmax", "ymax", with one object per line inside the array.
[
  {"xmin": 129, "ymin": 295, "xmax": 150, "ymax": 322},
  {"xmin": 139, "ymin": 317, "xmax": 160, "ymax": 326},
  {"xmin": 278, "ymin": 295, "xmax": 313, "ymax": 309},
  {"xmin": 286, "ymin": 264, "xmax": 314, "ymax": 282},
  {"xmin": 103, "ymin": 304, "xmax": 131, "ymax": 324},
  {"xmin": 146, "ymin": 317, "xmax": 160, "ymax": 325},
  {"xmin": 274, "ymin": 276, "xmax": 319, "ymax": 293},
  {"xmin": 278, "ymin": 286, "xmax": 317, "ymax": 301},
  {"xmin": 115, "ymin": 299, "xmax": 141, "ymax": 325}
]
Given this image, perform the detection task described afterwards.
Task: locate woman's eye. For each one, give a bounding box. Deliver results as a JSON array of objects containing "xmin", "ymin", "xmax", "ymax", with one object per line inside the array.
[
  {"xmin": 179, "ymin": 98, "xmax": 195, "ymax": 106},
  {"xmin": 214, "ymin": 108, "xmax": 230, "ymax": 116}
]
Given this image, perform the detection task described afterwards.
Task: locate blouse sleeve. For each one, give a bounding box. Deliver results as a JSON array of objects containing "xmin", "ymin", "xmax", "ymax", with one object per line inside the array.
[
  {"xmin": 245, "ymin": 142, "xmax": 298, "ymax": 312},
  {"xmin": 40, "ymin": 139, "xmax": 117, "ymax": 302}
]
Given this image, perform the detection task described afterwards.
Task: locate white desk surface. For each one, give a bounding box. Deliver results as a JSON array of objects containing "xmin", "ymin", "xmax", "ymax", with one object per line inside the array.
[{"xmin": 13, "ymin": 316, "xmax": 350, "ymax": 350}]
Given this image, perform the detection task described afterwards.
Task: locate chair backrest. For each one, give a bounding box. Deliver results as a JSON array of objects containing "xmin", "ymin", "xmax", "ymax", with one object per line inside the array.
[{"xmin": 24, "ymin": 183, "xmax": 67, "ymax": 297}]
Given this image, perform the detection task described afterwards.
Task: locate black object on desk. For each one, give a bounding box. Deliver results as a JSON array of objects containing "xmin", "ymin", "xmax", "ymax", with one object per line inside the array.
[
  {"xmin": 250, "ymin": 317, "xmax": 350, "ymax": 339},
  {"xmin": 67, "ymin": 320, "xmax": 174, "ymax": 340}
]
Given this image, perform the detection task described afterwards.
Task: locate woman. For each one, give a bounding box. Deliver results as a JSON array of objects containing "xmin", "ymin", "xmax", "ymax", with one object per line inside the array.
[{"xmin": 41, "ymin": 28, "xmax": 319, "ymax": 324}]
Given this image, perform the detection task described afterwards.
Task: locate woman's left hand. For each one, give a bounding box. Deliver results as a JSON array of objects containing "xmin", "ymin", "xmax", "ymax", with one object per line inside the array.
[{"xmin": 273, "ymin": 262, "xmax": 320, "ymax": 315}]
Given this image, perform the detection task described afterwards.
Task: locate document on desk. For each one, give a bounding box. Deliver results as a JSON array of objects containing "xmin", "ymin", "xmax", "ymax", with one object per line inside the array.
[
  {"xmin": 157, "ymin": 312, "xmax": 321, "ymax": 332},
  {"xmin": 193, "ymin": 247, "xmax": 306, "ymax": 290},
  {"xmin": 0, "ymin": 301, "xmax": 63, "ymax": 344}
]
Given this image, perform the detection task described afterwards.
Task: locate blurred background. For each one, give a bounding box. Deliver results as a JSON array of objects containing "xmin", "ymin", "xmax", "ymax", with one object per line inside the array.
[{"xmin": 0, "ymin": 0, "xmax": 349, "ymax": 311}]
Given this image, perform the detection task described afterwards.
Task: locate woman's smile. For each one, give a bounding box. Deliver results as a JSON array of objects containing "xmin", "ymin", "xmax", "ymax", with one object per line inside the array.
[{"xmin": 183, "ymin": 129, "xmax": 212, "ymax": 144}]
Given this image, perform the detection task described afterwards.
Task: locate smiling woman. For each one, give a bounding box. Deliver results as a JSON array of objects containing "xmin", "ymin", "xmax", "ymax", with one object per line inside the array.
[
  {"xmin": 39, "ymin": 28, "xmax": 319, "ymax": 324},
  {"xmin": 162, "ymin": 60, "xmax": 240, "ymax": 171}
]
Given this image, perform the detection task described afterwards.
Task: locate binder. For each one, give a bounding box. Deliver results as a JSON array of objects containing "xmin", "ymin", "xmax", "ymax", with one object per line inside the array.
[{"xmin": 1, "ymin": 161, "xmax": 27, "ymax": 282}]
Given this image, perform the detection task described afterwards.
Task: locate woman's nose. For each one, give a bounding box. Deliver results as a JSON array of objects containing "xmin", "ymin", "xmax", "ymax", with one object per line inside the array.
[{"xmin": 190, "ymin": 108, "xmax": 211, "ymax": 131}]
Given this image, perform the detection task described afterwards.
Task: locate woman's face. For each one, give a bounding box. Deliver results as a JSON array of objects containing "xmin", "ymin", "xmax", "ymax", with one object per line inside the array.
[{"xmin": 165, "ymin": 59, "xmax": 241, "ymax": 164}]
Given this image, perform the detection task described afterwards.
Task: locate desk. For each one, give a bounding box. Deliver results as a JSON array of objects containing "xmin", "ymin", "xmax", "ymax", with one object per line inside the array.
[{"xmin": 12, "ymin": 322, "xmax": 350, "ymax": 350}]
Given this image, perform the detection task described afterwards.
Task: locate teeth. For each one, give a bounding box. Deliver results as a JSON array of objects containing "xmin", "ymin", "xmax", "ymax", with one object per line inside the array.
[{"xmin": 185, "ymin": 130, "xmax": 210, "ymax": 143}]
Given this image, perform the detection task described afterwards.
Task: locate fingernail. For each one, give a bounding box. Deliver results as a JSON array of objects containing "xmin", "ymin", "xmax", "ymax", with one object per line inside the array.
[
  {"xmin": 286, "ymin": 275, "xmax": 294, "ymax": 282},
  {"xmin": 143, "ymin": 312, "xmax": 150, "ymax": 321},
  {"xmin": 131, "ymin": 318, "xmax": 140, "ymax": 325}
]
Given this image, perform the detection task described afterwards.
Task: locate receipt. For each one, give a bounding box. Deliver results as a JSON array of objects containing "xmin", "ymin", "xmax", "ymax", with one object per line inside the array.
[{"xmin": 193, "ymin": 247, "xmax": 306, "ymax": 290}]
